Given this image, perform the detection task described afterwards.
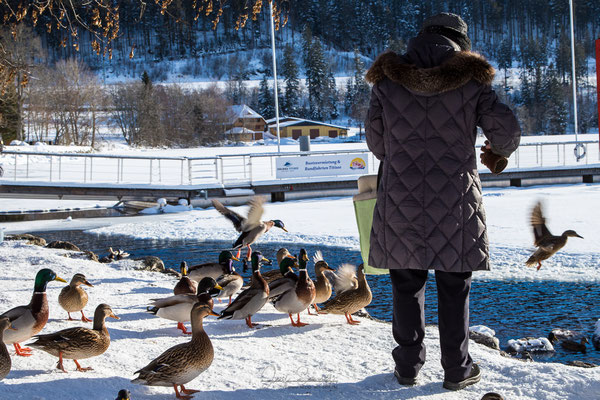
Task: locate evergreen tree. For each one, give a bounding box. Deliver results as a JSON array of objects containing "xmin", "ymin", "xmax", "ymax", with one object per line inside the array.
[
  {"xmin": 497, "ymin": 38, "xmax": 513, "ymax": 90},
  {"xmin": 258, "ymin": 74, "xmax": 275, "ymax": 120},
  {"xmin": 542, "ymin": 69, "xmax": 568, "ymax": 134},
  {"xmin": 345, "ymin": 50, "xmax": 371, "ymax": 133},
  {"xmin": 303, "ymin": 29, "xmax": 328, "ymax": 121},
  {"xmin": 281, "ymin": 45, "xmax": 301, "ymax": 116},
  {"xmin": 0, "ymin": 83, "xmax": 20, "ymax": 144}
]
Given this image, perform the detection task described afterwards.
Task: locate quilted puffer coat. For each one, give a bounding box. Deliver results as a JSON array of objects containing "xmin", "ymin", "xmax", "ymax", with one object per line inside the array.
[{"xmin": 365, "ymin": 33, "xmax": 521, "ymax": 272}]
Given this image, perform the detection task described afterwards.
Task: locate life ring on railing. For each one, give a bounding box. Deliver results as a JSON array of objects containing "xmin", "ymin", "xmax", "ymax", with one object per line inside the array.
[{"xmin": 574, "ymin": 143, "xmax": 586, "ymax": 161}]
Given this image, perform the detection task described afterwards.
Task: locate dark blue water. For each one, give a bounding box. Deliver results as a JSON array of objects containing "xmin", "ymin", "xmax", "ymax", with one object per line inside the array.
[{"xmin": 36, "ymin": 230, "xmax": 600, "ymax": 365}]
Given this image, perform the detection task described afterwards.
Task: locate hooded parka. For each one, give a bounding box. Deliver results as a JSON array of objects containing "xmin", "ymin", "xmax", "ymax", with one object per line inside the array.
[{"xmin": 365, "ymin": 34, "xmax": 521, "ymax": 273}]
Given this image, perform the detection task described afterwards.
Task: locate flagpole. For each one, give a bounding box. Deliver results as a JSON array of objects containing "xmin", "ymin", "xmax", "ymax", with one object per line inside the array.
[{"xmin": 269, "ymin": 0, "xmax": 281, "ymax": 153}]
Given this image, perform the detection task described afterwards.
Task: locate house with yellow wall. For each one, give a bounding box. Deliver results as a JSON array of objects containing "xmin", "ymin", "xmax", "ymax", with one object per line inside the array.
[
  {"xmin": 225, "ymin": 105, "xmax": 266, "ymax": 141},
  {"xmin": 266, "ymin": 117, "xmax": 348, "ymax": 139}
]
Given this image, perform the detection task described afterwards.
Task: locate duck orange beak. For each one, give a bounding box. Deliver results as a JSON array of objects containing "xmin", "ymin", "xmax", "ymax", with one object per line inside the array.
[
  {"xmin": 231, "ymin": 255, "xmax": 240, "ymax": 262},
  {"xmin": 282, "ymin": 227, "xmax": 288, "ymax": 232},
  {"xmin": 214, "ymin": 284, "xmax": 223, "ymax": 290},
  {"xmin": 54, "ymin": 276, "xmax": 67, "ymax": 283},
  {"xmin": 262, "ymin": 257, "xmax": 271, "ymax": 264},
  {"xmin": 209, "ymin": 310, "xmax": 220, "ymax": 317},
  {"xmin": 83, "ymin": 280, "xmax": 94, "ymax": 287},
  {"xmin": 110, "ymin": 313, "xmax": 120, "ymax": 320}
]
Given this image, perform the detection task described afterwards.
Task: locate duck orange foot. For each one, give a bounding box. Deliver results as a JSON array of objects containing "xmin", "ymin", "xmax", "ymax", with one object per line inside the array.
[
  {"xmin": 74, "ymin": 359, "xmax": 93, "ymax": 372},
  {"xmin": 289, "ymin": 313, "xmax": 308, "ymax": 327},
  {"xmin": 174, "ymin": 384, "xmax": 196, "ymax": 399},
  {"xmin": 14, "ymin": 343, "xmax": 33, "ymax": 357},
  {"xmin": 177, "ymin": 322, "xmax": 192, "ymax": 335},
  {"xmin": 345, "ymin": 312, "xmax": 361, "ymax": 325},
  {"xmin": 245, "ymin": 316, "xmax": 259, "ymax": 328},
  {"xmin": 81, "ymin": 311, "xmax": 92, "ymax": 322}
]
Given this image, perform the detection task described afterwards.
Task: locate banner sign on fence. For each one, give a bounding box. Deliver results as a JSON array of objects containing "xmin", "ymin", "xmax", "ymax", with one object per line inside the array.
[{"xmin": 275, "ymin": 154, "xmax": 368, "ymax": 179}]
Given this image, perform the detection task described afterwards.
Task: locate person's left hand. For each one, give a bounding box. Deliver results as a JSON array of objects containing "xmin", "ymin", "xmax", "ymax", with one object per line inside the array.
[{"xmin": 480, "ymin": 140, "xmax": 508, "ymax": 174}]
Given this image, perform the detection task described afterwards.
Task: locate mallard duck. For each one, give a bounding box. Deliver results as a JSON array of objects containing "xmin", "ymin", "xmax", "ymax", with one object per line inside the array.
[
  {"xmin": 310, "ymin": 251, "xmax": 335, "ymax": 315},
  {"xmin": 1, "ymin": 268, "xmax": 66, "ymax": 356},
  {"xmin": 526, "ymin": 201, "xmax": 583, "ymax": 270},
  {"xmin": 174, "ymin": 262, "xmax": 197, "ymax": 296},
  {"xmin": 148, "ymin": 277, "xmax": 222, "ymax": 335},
  {"xmin": 262, "ymin": 248, "xmax": 295, "ymax": 284},
  {"xmin": 116, "ymin": 389, "xmax": 131, "ymax": 400},
  {"xmin": 560, "ymin": 337, "xmax": 588, "ymax": 353},
  {"xmin": 132, "ymin": 301, "xmax": 218, "ymax": 399},
  {"xmin": 99, "ymin": 247, "xmax": 130, "ymax": 263},
  {"xmin": 269, "ymin": 250, "xmax": 315, "ymax": 327},
  {"xmin": 219, "ymin": 251, "xmax": 270, "ymax": 328},
  {"xmin": 58, "ymin": 273, "xmax": 94, "ymax": 322},
  {"xmin": 319, "ymin": 263, "xmax": 372, "ymax": 325},
  {"xmin": 0, "ymin": 317, "xmax": 16, "ymax": 380},
  {"xmin": 481, "ymin": 394, "xmax": 504, "ymax": 400},
  {"xmin": 215, "ymin": 268, "xmax": 243, "ymax": 305},
  {"xmin": 212, "ymin": 196, "xmax": 287, "ymax": 260},
  {"xmin": 29, "ymin": 303, "xmax": 119, "ymax": 372},
  {"xmin": 188, "ymin": 251, "xmax": 239, "ymax": 282}
]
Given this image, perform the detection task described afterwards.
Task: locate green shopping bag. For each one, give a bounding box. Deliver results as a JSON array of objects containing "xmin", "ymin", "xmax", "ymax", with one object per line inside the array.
[{"xmin": 353, "ymin": 175, "xmax": 388, "ymax": 275}]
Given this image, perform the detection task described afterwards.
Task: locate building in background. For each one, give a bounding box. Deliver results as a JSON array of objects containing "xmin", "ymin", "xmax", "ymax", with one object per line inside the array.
[
  {"xmin": 225, "ymin": 105, "xmax": 266, "ymax": 141},
  {"xmin": 266, "ymin": 117, "xmax": 348, "ymax": 139}
]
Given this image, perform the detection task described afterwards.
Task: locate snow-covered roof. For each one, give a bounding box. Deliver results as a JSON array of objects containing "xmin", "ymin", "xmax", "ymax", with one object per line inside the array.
[
  {"xmin": 267, "ymin": 117, "xmax": 348, "ymax": 130},
  {"xmin": 224, "ymin": 127, "xmax": 258, "ymax": 135},
  {"xmin": 228, "ymin": 105, "xmax": 264, "ymax": 121}
]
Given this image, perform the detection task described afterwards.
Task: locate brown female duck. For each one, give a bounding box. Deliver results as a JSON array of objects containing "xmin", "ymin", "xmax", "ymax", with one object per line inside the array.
[
  {"xmin": 132, "ymin": 301, "xmax": 219, "ymax": 399},
  {"xmin": 174, "ymin": 262, "xmax": 198, "ymax": 295},
  {"xmin": 1, "ymin": 268, "xmax": 66, "ymax": 356},
  {"xmin": 0, "ymin": 317, "xmax": 15, "ymax": 380},
  {"xmin": 310, "ymin": 251, "xmax": 335, "ymax": 315},
  {"xmin": 29, "ymin": 303, "xmax": 119, "ymax": 372},
  {"xmin": 58, "ymin": 273, "xmax": 94, "ymax": 322},
  {"xmin": 526, "ymin": 201, "xmax": 583, "ymax": 270},
  {"xmin": 320, "ymin": 263, "xmax": 372, "ymax": 325},
  {"xmin": 212, "ymin": 196, "xmax": 287, "ymax": 260},
  {"xmin": 262, "ymin": 248, "xmax": 295, "ymax": 284}
]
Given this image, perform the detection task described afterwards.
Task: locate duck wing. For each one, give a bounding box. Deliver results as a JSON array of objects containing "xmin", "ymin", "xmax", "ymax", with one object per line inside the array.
[
  {"xmin": 212, "ymin": 199, "xmax": 245, "ymax": 232},
  {"xmin": 241, "ymin": 196, "xmax": 265, "ymax": 231},
  {"xmin": 0, "ymin": 305, "xmax": 30, "ymax": 322},
  {"xmin": 268, "ymin": 277, "xmax": 296, "ymax": 299},
  {"xmin": 220, "ymin": 287, "xmax": 262, "ymax": 315},
  {"xmin": 133, "ymin": 342, "xmax": 189, "ymax": 379},
  {"xmin": 150, "ymin": 294, "xmax": 196, "ymax": 308},
  {"xmin": 30, "ymin": 327, "xmax": 99, "ymax": 351},
  {"xmin": 531, "ymin": 201, "xmax": 553, "ymax": 246},
  {"xmin": 327, "ymin": 264, "xmax": 358, "ymax": 294}
]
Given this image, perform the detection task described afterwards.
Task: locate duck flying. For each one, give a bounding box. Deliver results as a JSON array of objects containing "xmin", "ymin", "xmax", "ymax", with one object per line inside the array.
[
  {"xmin": 526, "ymin": 201, "xmax": 583, "ymax": 270},
  {"xmin": 212, "ymin": 196, "xmax": 287, "ymax": 260}
]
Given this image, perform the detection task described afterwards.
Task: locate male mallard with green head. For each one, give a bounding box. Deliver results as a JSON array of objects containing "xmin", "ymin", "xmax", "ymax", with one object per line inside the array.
[
  {"xmin": 148, "ymin": 277, "xmax": 222, "ymax": 335},
  {"xmin": 1, "ymin": 268, "xmax": 66, "ymax": 356},
  {"xmin": 261, "ymin": 248, "xmax": 295, "ymax": 284},
  {"xmin": 133, "ymin": 301, "xmax": 219, "ymax": 400},
  {"xmin": 212, "ymin": 196, "xmax": 287, "ymax": 261},
  {"xmin": 174, "ymin": 262, "xmax": 198, "ymax": 296},
  {"xmin": 526, "ymin": 201, "xmax": 583, "ymax": 270},
  {"xmin": 269, "ymin": 250, "xmax": 316, "ymax": 327},
  {"xmin": 58, "ymin": 273, "xmax": 94, "ymax": 322},
  {"xmin": 310, "ymin": 251, "xmax": 335, "ymax": 315},
  {"xmin": 187, "ymin": 251, "xmax": 239, "ymax": 282},
  {"xmin": 29, "ymin": 303, "xmax": 119, "ymax": 372},
  {"xmin": 319, "ymin": 263, "xmax": 372, "ymax": 325},
  {"xmin": 0, "ymin": 317, "xmax": 16, "ymax": 380},
  {"xmin": 219, "ymin": 251, "xmax": 270, "ymax": 328}
]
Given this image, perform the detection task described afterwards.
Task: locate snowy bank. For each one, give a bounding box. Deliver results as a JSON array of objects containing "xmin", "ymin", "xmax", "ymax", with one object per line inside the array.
[{"xmin": 0, "ymin": 240, "xmax": 599, "ymax": 400}]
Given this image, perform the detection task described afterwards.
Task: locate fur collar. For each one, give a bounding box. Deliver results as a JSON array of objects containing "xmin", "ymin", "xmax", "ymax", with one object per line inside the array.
[{"xmin": 365, "ymin": 51, "xmax": 495, "ymax": 95}]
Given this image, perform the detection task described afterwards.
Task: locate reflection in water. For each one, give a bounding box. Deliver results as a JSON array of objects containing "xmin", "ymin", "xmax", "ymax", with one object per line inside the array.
[{"xmin": 36, "ymin": 230, "xmax": 600, "ymax": 365}]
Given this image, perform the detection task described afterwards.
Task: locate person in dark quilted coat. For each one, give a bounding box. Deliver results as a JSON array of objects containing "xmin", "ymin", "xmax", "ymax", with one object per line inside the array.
[{"xmin": 365, "ymin": 13, "xmax": 520, "ymax": 391}]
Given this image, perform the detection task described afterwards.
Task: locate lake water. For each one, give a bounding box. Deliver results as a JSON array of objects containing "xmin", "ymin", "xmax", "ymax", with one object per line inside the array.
[{"xmin": 36, "ymin": 229, "xmax": 600, "ymax": 366}]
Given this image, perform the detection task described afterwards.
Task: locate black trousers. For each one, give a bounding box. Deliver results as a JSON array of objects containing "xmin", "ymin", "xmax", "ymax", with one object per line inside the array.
[{"xmin": 390, "ymin": 269, "xmax": 473, "ymax": 382}]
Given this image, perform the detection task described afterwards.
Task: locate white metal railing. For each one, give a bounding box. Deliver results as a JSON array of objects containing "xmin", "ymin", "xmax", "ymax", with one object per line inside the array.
[{"xmin": 0, "ymin": 140, "xmax": 598, "ymax": 187}]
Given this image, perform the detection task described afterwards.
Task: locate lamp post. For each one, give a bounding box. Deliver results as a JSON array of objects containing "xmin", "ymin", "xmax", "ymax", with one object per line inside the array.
[
  {"xmin": 569, "ymin": 0, "xmax": 585, "ymax": 161},
  {"xmin": 269, "ymin": 1, "xmax": 281, "ymax": 153}
]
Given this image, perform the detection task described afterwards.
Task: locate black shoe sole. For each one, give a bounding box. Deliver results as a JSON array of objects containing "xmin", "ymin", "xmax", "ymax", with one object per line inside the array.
[
  {"xmin": 394, "ymin": 369, "xmax": 417, "ymax": 386},
  {"xmin": 443, "ymin": 365, "xmax": 481, "ymax": 391}
]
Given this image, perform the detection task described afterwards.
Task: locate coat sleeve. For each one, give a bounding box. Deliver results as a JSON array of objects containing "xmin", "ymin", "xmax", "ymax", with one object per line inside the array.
[
  {"xmin": 365, "ymin": 86, "xmax": 385, "ymax": 161},
  {"xmin": 476, "ymin": 85, "xmax": 521, "ymax": 157}
]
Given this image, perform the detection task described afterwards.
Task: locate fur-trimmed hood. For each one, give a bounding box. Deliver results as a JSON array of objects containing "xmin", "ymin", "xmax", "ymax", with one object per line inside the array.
[{"xmin": 365, "ymin": 51, "xmax": 495, "ymax": 95}]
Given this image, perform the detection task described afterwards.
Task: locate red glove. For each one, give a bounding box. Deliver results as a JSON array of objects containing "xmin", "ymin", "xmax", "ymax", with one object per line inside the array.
[{"xmin": 480, "ymin": 140, "xmax": 508, "ymax": 174}]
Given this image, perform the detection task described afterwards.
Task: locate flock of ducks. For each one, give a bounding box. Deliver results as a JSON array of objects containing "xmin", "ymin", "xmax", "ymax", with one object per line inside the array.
[
  {"xmin": 0, "ymin": 197, "xmax": 373, "ymax": 399},
  {"xmin": 0, "ymin": 196, "xmax": 587, "ymax": 398}
]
